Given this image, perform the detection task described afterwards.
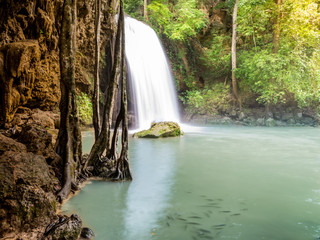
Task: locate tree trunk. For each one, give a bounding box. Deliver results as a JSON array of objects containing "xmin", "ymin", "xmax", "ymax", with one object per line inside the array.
[
  {"xmin": 144, "ymin": 0, "xmax": 148, "ymax": 21},
  {"xmin": 231, "ymin": 0, "xmax": 240, "ymax": 104},
  {"xmin": 272, "ymin": 0, "xmax": 282, "ymax": 53},
  {"xmin": 84, "ymin": 0, "xmax": 123, "ymax": 167},
  {"xmin": 83, "ymin": 0, "xmax": 132, "ymax": 181},
  {"xmin": 56, "ymin": 0, "xmax": 82, "ymax": 202},
  {"xmin": 110, "ymin": 0, "xmax": 132, "ymax": 180},
  {"xmin": 93, "ymin": 0, "xmax": 102, "ymax": 140}
]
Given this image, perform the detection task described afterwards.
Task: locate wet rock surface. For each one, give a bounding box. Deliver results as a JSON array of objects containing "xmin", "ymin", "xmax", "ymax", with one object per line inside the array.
[
  {"xmin": 80, "ymin": 227, "xmax": 95, "ymax": 239},
  {"xmin": 133, "ymin": 121, "xmax": 182, "ymax": 138},
  {"xmin": 42, "ymin": 214, "xmax": 82, "ymax": 240},
  {"xmin": 187, "ymin": 107, "xmax": 319, "ymax": 127}
]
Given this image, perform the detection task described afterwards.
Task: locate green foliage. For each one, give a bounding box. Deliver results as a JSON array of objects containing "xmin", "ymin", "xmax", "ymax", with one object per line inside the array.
[
  {"xmin": 148, "ymin": 1, "xmax": 173, "ymax": 34},
  {"xmin": 76, "ymin": 93, "xmax": 93, "ymax": 125},
  {"xmin": 124, "ymin": 0, "xmax": 143, "ymax": 18},
  {"xmin": 237, "ymin": 48, "xmax": 286, "ymax": 105},
  {"xmin": 236, "ymin": 0, "xmax": 320, "ymax": 108},
  {"xmin": 281, "ymin": 0, "xmax": 320, "ymax": 49},
  {"xmin": 148, "ymin": 0, "xmax": 207, "ymax": 41},
  {"xmin": 237, "ymin": 46, "xmax": 320, "ymax": 107},
  {"xmin": 168, "ymin": 0, "xmax": 207, "ymax": 40},
  {"xmin": 237, "ymin": 0, "xmax": 274, "ymax": 48},
  {"xmin": 184, "ymin": 72, "xmax": 197, "ymax": 89},
  {"xmin": 202, "ymin": 34, "xmax": 231, "ymax": 79},
  {"xmin": 181, "ymin": 83, "xmax": 232, "ymax": 115}
]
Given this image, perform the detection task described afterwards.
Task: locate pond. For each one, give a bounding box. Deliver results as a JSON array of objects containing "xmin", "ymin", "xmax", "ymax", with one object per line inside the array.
[{"xmin": 62, "ymin": 126, "xmax": 320, "ymax": 240}]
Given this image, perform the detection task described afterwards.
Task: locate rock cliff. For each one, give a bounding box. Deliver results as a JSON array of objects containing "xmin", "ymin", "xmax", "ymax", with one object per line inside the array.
[
  {"xmin": 0, "ymin": 0, "xmax": 117, "ymax": 238},
  {"xmin": 0, "ymin": 0, "xmax": 114, "ymax": 127}
]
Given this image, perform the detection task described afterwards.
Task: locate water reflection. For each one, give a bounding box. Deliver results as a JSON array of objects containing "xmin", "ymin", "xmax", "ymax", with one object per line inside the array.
[{"xmin": 123, "ymin": 139, "xmax": 177, "ymax": 239}]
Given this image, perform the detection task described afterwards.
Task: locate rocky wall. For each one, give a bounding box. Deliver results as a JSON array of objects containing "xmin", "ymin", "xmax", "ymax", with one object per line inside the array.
[
  {"xmin": 0, "ymin": 0, "xmax": 116, "ymax": 128},
  {"xmin": 0, "ymin": 125, "xmax": 61, "ymax": 238},
  {"xmin": 0, "ymin": 0, "xmax": 118, "ymax": 238},
  {"xmin": 0, "ymin": 0, "xmax": 63, "ymax": 126}
]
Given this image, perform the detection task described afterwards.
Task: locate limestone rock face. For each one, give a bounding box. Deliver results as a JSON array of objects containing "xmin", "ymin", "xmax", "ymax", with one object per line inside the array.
[
  {"xmin": 9, "ymin": 108, "xmax": 60, "ymax": 130},
  {"xmin": 17, "ymin": 123, "xmax": 56, "ymax": 160},
  {"xmin": 0, "ymin": 123, "xmax": 63, "ymax": 238},
  {"xmin": 0, "ymin": 0, "xmax": 117, "ymax": 127},
  {"xmin": 0, "ymin": 0, "xmax": 62, "ymax": 127},
  {"xmin": 0, "ymin": 133, "xmax": 27, "ymax": 154},
  {"xmin": 0, "ymin": 151, "xmax": 58, "ymax": 237},
  {"xmin": 133, "ymin": 121, "xmax": 182, "ymax": 138},
  {"xmin": 0, "ymin": 40, "xmax": 41, "ymax": 124}
]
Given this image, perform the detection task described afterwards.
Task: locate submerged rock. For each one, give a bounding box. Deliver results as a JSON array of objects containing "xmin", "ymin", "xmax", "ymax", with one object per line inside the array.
[{"xmin": 133, "ymin": 121, "xmax": 182, "ymax": 138}]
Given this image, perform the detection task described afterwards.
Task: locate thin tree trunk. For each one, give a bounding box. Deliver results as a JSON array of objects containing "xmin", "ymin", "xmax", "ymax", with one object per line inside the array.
[
  {"xmin": 110, "ymin": 0, "xmax": 132, "ymax": 180},
  {"xmin": 93, "ymin": 0, "xmax": 102, "ymax": 140},
  {"xmin": 117, "ymin": 36, "xmax": 132, "ymax": 180},
  {"xmin": 272, "ymin": 0, "xmax": 282, "ymax": 53},
  {"xmin": 144, "ymin": 0, "xmax": 148, "ymax": 21},
  {"xmin": 231, "ymin": 0, "xmax": 239, "ymax": 103},
  {"xmin": 56, "ymin": 0, "xmax": 82, "ymax": 202},
  {"xmin": 251, "ymin": 16, "xmax": 257, "ymax": 49},
  {"xmin": 108, "ymin": 105, "xmax": 122, "ymax": 159}
]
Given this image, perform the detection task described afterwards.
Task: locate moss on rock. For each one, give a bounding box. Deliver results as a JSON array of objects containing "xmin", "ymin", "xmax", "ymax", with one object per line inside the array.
[{"xmin": 133, "ymin": 121, "xmax": 182, "ymax": 138}]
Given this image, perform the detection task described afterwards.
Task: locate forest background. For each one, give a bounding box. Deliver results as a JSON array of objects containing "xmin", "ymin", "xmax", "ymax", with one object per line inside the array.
[{"xmin": 122, "ymin": 0, "xmax": 320, "ymax": 120}]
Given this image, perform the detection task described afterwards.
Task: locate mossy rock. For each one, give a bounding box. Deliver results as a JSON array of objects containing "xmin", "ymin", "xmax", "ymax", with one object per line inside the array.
[{"xmin": 133, "ymin": 122, "xmax": 182, "ymax": 138}]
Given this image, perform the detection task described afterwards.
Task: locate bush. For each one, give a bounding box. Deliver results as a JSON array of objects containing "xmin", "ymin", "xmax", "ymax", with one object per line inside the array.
[
  {"xmin": 237, "ymin": 47, "xmax": 320, "ymax": 108},
  {"xmin": 76, "ymin": 93, "xmax": 93, "ymax": 126},
  {"xmin": 181, "ymin": 83, "xmax": 232, "ymax": 116}
]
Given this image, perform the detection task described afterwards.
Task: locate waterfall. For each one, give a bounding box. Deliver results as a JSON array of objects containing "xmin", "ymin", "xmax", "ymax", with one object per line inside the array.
[{"xmin": 125, "ymin": 17, "xmax": 180, "ymax": 131}]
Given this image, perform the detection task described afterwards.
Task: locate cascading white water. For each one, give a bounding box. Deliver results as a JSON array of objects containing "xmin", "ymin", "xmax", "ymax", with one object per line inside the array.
[{"xmin": 125, "ymin": 17, "xmax": 180, "ymax": 131}]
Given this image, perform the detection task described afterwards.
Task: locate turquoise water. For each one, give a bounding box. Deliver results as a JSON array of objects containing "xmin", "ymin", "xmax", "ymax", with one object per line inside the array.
[{"xmin": 62, "ymin": 126, "xmax": 320, "ymax": 240}]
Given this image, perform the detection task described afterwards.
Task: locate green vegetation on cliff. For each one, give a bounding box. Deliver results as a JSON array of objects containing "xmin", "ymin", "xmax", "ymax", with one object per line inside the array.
[{"xmin": 77, "ymin": 93, "xmax": 93, "ymax": 126}]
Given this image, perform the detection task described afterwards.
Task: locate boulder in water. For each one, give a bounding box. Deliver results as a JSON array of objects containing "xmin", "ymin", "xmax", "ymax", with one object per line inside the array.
[
  {"xmin": 133, "ymin": 122, "xmax": 182, "ymax": 138},
  {"xmin": 80, "ymin": 227, "xmax": 95, "ymax": 239}
]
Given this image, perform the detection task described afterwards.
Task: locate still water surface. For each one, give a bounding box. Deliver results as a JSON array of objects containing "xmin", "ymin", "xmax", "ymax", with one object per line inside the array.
[{"xmin": 62, "ymin": 126, "xmax": 320, "ymax": 240}]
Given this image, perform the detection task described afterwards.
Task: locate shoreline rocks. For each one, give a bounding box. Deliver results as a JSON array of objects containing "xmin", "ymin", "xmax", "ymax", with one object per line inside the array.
[
  {"xmin": 186, "ymin": 107, "xmax": 319, "ymax": 127},
  {"xmin": 42, "ymin": 214, "xmax": 83, "ymax": 240}
]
